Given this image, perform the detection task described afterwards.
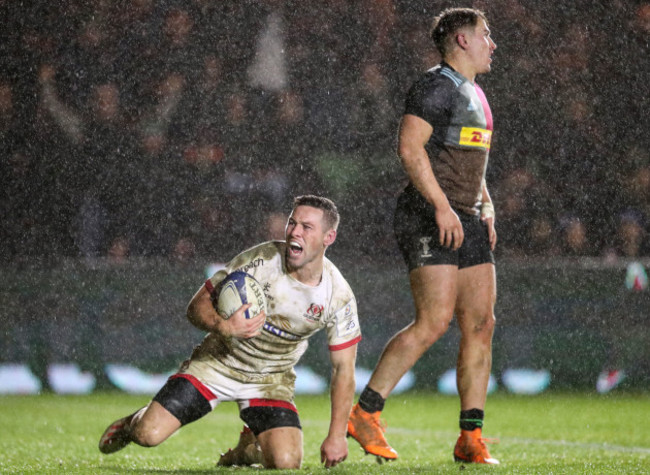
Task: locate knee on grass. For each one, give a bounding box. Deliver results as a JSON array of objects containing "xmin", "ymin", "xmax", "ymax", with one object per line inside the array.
[{"xmin": 263, "ymin": 452, "xmax": 302, "ymax": 470}]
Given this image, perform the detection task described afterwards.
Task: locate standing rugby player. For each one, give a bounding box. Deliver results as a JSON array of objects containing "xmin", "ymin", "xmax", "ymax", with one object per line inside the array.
[{"xmin": 348, "ymin": 7, "xmax": 499, "ymax": 465}]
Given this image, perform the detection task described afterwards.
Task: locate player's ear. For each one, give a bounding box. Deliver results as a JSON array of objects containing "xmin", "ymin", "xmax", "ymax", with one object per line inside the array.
[
  {"xmin": 456, "ymin": 32, "xmax": 468, "ymax": 50},
  {"xmin": 323, "ymin": 229, "xmax": 337, "ymax": 247}
]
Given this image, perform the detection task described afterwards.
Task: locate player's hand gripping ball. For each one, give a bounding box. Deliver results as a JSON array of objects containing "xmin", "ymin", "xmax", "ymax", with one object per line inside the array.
[{"xmin": 216, "ymin": 271, "xmax": 267, "ymax": 320}]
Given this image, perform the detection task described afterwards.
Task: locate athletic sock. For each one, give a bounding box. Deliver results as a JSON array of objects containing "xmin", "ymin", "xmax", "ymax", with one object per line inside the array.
[
  {"xmin": 358, "ymin": 386, "xmax": 385, "ymax": 413},
  {"xmin": 126, "ymin": 407, "xmax": 147, "ymax": 435},
  {"xmin": 459, "ymin": 408, "xmax": 484, "ymax": 431}
]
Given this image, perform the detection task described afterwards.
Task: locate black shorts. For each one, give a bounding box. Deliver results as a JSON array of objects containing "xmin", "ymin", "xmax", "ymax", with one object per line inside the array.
[
  {"xmin": 152, "ymin": 375, "xmax": 301, "ymax": 435},
  {"xmin": 394, "ymin": 189, "xmax": 495, "ymax": 271}
]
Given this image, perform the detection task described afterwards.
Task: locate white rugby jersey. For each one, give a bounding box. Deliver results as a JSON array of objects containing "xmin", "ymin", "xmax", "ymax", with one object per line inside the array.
[{"xmin": 183, "ymin": 241, "xmax": 361, "ymax": 387}]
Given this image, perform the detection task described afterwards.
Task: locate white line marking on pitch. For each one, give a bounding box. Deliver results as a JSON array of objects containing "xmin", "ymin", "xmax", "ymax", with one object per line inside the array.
[
  {"xmin": 301, "ymin": 420, "xmax": 650, "ymax": 455},
  {"xmin": 388, "ymin": 427, "xmax": 650, "ymax": 455}
]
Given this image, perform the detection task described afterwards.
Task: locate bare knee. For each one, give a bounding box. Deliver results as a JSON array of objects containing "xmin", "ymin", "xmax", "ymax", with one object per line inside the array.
[
  {"xmin": 264, "ymin": 452, "xmax": 302, "ymax": 469},
  {"xmin": 411, "ymin": 314, "xmax": 451, "ymax": 347},
  {"xmin": 258, "ymin": 427, "xmax": 303, "ymax": 469},
  {"xmin": 128, "ymin": 401, "xmax": 181, "ymax": 448},
  {"xmin": 130, "ymin": 422, "xmax": 168, "ymax": 448},
  {"xmin": 460, "ymin": 310, "xmax": 496, "ymax": 341},
  {"xmin": 476, "ymin": 312, "xmax": 496, "ymax": 336}
]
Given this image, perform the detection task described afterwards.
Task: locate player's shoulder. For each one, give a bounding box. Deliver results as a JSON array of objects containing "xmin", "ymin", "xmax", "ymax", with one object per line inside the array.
[
  {"xmin": 413, "ymin": 63, "xmax": 465, "ymax": 91},
  {"xmin": 228, "ymin": 241, "xmax": 283, "ymax": 274},
  {"xmin": 323, "ymin": 257, "xmax": 355, "ymax": 298},
  {"xmin": 406, "ymin": 64, "xmax": 463, "ymax": 116}
]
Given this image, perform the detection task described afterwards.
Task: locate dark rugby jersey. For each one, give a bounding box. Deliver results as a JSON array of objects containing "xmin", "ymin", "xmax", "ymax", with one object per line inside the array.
[{"xmin": 403, "ymin": 62, "xmax": 493, "ymax": 215}]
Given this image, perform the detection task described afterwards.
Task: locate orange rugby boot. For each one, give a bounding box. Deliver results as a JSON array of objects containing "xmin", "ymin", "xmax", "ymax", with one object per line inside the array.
[
  {"xmin": 453, "ymin": 428, "xmax": 499, "ymax": 464},
  {"xmin": 347, "ymin": 403, "xmax": 398, "ymax": 461}
]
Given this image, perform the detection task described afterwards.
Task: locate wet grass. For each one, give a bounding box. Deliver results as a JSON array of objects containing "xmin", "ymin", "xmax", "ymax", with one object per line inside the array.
[{"xmin": 0, "ymin": 391, "xmax": 648, "ymax": 474}]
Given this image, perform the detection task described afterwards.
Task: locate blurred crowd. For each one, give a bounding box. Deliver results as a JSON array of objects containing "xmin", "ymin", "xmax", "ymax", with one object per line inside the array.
[{"xmin": 1, "ymin": 0, "xmax": 649, "ymax": 263}]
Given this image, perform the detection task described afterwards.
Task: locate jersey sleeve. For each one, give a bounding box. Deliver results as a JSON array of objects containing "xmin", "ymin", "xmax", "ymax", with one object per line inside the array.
[
  {"xmin": 404, "ymin": 76, "xmax": 453, "ymax": 127},
  {"xmin": 326, "ymin": 298, "xmax": 362, "ymax": 351},
  {"xmin": 203, "ymin": 242, "xmax": 275, "ymax": 298},
  {"xmin": 204, "ymin": 268, "xmax": 228, "ymax": 298}
]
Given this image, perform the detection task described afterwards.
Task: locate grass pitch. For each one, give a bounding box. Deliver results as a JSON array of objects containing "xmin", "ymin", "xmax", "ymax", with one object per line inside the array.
[{"xmin": 0, "ymin": 391, "xmax": 648, "ymax": 474}]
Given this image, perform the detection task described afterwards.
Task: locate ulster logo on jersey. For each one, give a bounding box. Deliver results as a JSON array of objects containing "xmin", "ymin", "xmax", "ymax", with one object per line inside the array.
[{"xmin": 303, "ymin": 303, "xmax": 324, "ymax": 322}]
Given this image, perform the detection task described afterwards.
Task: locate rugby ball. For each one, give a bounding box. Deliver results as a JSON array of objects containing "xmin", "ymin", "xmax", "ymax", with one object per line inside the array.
[{"xmin": 216, "ymin": 271, "xmax": 267, "ymax": 320}]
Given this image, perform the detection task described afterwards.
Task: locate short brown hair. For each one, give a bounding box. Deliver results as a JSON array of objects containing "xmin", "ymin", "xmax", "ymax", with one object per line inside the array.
[
  {"xmin": 293, "ymin": 195, "xmax": 340, "ymax": 231},
  {"xmin": 430, "ymin": 7, "xmax": 488, "ymax": 58}
]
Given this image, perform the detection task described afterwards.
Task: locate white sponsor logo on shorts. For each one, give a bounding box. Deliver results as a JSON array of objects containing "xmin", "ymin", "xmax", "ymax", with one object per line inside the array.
[{"xmin": 419, "ymin": 237, "xmax": 433, "ymax": 258}]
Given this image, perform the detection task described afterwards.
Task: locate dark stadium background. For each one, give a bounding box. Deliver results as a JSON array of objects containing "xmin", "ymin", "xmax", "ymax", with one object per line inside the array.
[{"xmin": 1, "ymin": 1, "xmax": 649, "ymax": 392}]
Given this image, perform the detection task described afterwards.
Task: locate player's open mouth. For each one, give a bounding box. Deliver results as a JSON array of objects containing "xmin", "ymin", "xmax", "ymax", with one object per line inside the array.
[{"xmin": 288, "ymin": 241, "xmax": 303, "ymax": 257}]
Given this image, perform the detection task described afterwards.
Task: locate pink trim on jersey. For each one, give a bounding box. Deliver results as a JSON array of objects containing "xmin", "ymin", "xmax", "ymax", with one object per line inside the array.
[
  {"xmin": 248, "ymin": 398, "xmax": 297, "ymax": 412},
  {"xmin": 329, "ymin": 335, "xmax": 362, "ymax": 351},
  {"xmin": 474, "ymin": 84, "xmax": 493, "ymax": 131},
  {"xmin": 204, "ymin": 279, "xmax": 215, "ymax": 296},
  {"xmin": 171, "ymin": 373, "xmax": 217, "ymax": 401}
]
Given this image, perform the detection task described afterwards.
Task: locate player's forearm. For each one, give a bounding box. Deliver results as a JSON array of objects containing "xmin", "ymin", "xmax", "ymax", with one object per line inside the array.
[
  {"xmin": 397, "ymin": 115, "xmax": 449, "ymax": 210},
  {"xmin": 398, "ymin": 114, "xmax": 451, "ymax": 212},
  {"xmin": 327, "ymin": 363, "xmax": 355, "ymax": 438},
  {"xmin": 400, "ymin": 146, "xmax": 450, "ymax": 211},
  {"xmin": 186, "ymin": 287, "xmax": 224, "ymax": 333},
  {"xmin": 187, "ymin": 304, "xmax": 221, "ymax": 333}
]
